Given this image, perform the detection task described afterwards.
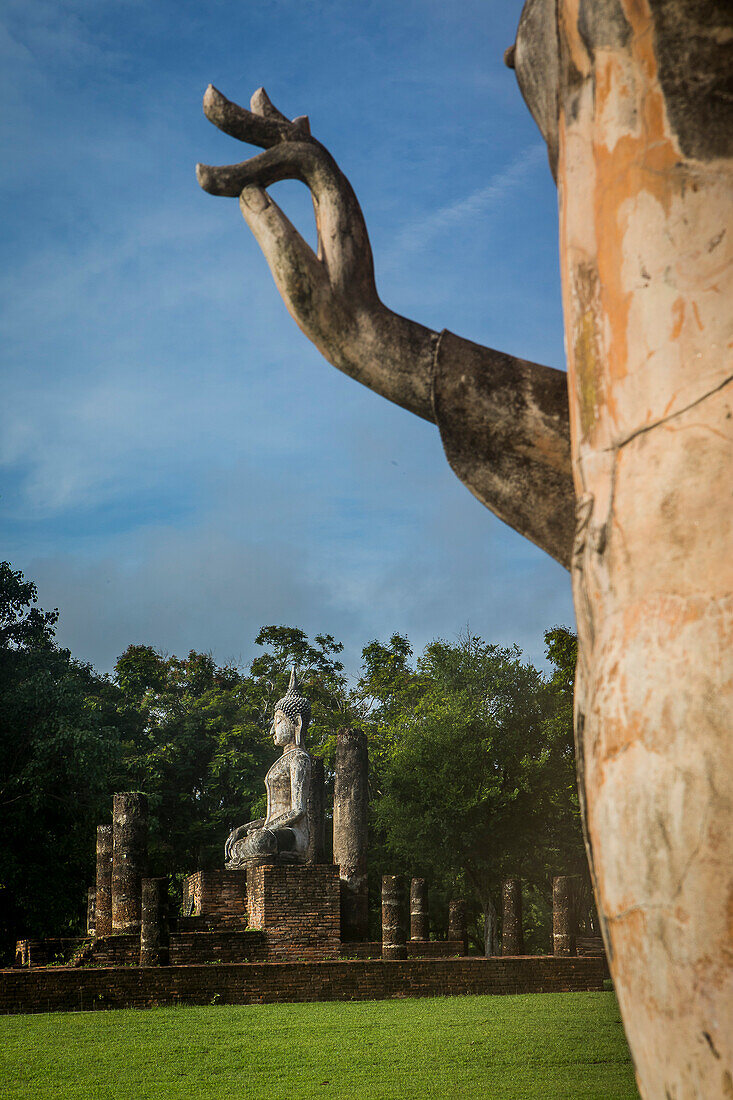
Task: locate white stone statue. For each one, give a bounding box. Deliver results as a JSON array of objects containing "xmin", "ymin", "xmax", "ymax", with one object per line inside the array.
[{"xmin": 225, "ymin": 670, "xmax": 312, "ymax": 867}]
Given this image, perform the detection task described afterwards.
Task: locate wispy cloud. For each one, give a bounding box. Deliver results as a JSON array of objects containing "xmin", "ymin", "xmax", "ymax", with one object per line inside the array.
[{"xmin": 385, "ymin": 144, "xmax": 546, "ymax": 264}]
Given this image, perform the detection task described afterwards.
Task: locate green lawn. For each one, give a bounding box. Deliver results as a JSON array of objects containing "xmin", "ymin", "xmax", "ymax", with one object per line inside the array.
[{"xmin": 0, "ymin": 992, "xmax": 639, "ymax": 1099}]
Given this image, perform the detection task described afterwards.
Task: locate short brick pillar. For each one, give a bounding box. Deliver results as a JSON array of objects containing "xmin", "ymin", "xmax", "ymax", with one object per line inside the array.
[
  {"xmin": 553, "ymin": 875, "xmax": 577, "ymax": 956},
  {"xmin": 501, "ymin": 878, "xmax": 524, "ymax": 956},
  {"xmin": 410, "ymin": 878, "xmax": 429, "ymax": 941},
  {"xmin": 382, "ymin": 875, "xmax": 408, "ymax": 959},
  {"xmin": 112, "ymin": 792, "xmax": 148, "ymax": 933},
  {"xmin": 448, "ymin": 899, "xmax": 468, "ymax": 953},
  {"xmin": 333, "ymin": 728, "xmax": 369, "ymax": 941},
  {"xmin": 246, "ymin": 864, "xmax": 340, "ymax": 960},
  {"xmin": 182, "ymin": 870, "xmax": 248, "ymax": 925},
  {"xmin": 140, "ymin": 877, "xmax": 169, "ymax": 966},
  {"xmin": 94, "ymin": 824, "xmax": 113, "ymax": 937},
  {"xmin": 86, "ymin": 888, "xmax": 96, "ymax": 936}
]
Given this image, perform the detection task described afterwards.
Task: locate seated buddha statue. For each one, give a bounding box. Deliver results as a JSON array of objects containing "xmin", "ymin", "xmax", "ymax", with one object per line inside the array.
[{"xmin": 224, "ymin": 669, "xmax": 313, "ymax": 868}]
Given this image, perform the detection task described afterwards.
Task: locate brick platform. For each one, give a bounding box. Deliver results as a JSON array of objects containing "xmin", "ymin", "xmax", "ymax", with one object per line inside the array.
[
  {"xmin": 0, "ymin": 955, "xmax": 606, "ymax": 1015},
  {"xmin": 246, "ymin": 864, "xmax": 341, "ymax": 961}
]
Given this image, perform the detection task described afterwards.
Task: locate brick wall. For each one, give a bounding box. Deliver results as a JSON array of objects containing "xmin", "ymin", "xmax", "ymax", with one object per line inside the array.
[
  {"xmin": 341, "ymin": 940, "xmax": 465, "ymax": 959},
  {"xmin": 169, "ymin": 931, "xmax": 267, "ymax": 965},
  {"xmin": 0, "ymin": 955, "xmax": 606, "ymax": 1015},
  {"xmin": 246, "ymin": 864, "xmax": 341, "ymax": 961},
  {"xmin": 182, "ymin": 871, "xmax": 248, "ymax": 926}
]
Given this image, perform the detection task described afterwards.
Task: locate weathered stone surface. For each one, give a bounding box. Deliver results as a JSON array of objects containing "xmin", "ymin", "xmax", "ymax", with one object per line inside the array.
[
  {"xmin": 333, "ymin": 728, "xmax": 369, "ymax": 941},
  {"xmin": 552, "ymin": 877, "xmax": 576, "ymax": 957},
  {"xmin": 111, "ymin": 792, "xmax": 148, "ymax": 934},
  {"xmin": 501, "ymin": 878, "xmax": 524, "ymax": 956},
  {"xmin": 410, "ymin": 878, "xmax": 429, "ymax": 941},
  {"xmin": 226, "ymin": 670, "xmax": 313, "ymax": 868},
  {"xmin": 94, "ymin": 824, "xmax": 113, "ymax": 938},
  {"xmin": 139, "ymin": 877, "xmax": 169, "ymax": 967},
  {"xmin": 381, "ymin": 875, "xmax": 408, "ymax": 959},
  {"xmin": 305, "ymin": 756, "xmax": 325, "ymax": 864},
  {"xmin": 448, "ymin": 899, "xmax": 468, "ymax": 954}
]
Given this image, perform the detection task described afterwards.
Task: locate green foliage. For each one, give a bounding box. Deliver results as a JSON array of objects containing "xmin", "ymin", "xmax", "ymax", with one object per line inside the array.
[
  {"xmin": 0, "ymin": 564, "xmax": 120, "ymax": 958},
  {"xmin": 0, "ymin": 994, "xmax": 638, "ymax": 1099},
  {"xmin": 362, "ymin": 629, "xmax": 588, "ymax": 952}
]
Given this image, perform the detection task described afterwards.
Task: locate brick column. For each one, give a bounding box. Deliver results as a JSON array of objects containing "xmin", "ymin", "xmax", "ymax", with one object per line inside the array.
[
  {"xmin": 94, "ymin": 824, "xmax": 113, "ymax": 937},
  {"xmin": 382, "ymin": 875, "xmax": 407, "ymax": 959},
  {"xmin": 553, "ymin": 875, "xmax": 577, "ymax": 956},
  {"xmin": 410, "ymin": 878, "xmax": 429, "ymax": 941},
  {"xmin": 448, "ymin": 899, "xmax": 468, "ymax": 953},
  {"xmin": 140, "ymin": 877, "xmax": 169, "ymax": 966},
  {"xmin": 112, "ymin": 792, "xmax": 148, "ymax": 933},
  {"xmin": 501, "ymin": 878, "xmax": 524, "ymax": 956},
  {"xmin": 86, "ymin": 888, "xmax": 96, "ymax": 936},
  {"xmin": 306, "ymin": 756, "xmax": 326, "ymax": 863},
  {"xmin": 333, "ymin": 728, "xmax": 369, "ymax": 941}
]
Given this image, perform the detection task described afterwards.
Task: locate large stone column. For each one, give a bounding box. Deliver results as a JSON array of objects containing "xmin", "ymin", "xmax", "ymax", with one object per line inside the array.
[
  {"xmin": 333, "ymin": 728, "xmax": 369, "ymax": 941},
  {"xmin": 553, "ymin": 876, "xmax": 576, "ymax": 957},
  {"xmin": 306, "ymin": 756, "xmax": 325, "ymax": 864},
  {"xmin": 139, "ymin": 877, "xmax": 169, "ymax": 966},
  {"xmin": 501, "ymin": 878, "xmax": 524, "ymax": 956},
  {"xmin": 112, "ymin": 792, "xmax": 148, "ymax": 933},
  {"xmin": 382, "ymin": 875, "xmax": 407, "ymax": 959},
  {"xmin": 448, "ymin": 899, "xmax": 468, "ymax": 953},
  {"xmin": 410, "ymin": 878, "xmax": 429, "ymax": 941},
  {"xmin": 94, "ymin": 824, "xmax": 113, "ymax": 937}
]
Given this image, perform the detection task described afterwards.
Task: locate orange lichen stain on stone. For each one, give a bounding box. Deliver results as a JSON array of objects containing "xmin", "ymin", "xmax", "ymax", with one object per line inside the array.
[
  {"xmin": 671, "ymin": 298, "xmax": 686, "ymax": 340},
  {"xmin": 589, "ymin": 0, "xmax": 682, "ymax": 417}
]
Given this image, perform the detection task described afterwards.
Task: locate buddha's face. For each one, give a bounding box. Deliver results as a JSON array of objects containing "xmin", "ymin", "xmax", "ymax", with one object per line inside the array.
[{"xmin": 272, "ymin": 709, "xmax": 296, "ymax": 747}]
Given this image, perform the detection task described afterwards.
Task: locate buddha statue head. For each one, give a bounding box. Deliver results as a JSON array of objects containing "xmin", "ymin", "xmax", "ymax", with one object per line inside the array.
[{"xmin": 271, "ymin": 668, "xmax": 311, "ymax": 749}]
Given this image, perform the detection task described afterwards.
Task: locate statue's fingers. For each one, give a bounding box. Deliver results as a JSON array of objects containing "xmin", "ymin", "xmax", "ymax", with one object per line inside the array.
[
  {"xmin": 238, "ymin": 185, "xmax": 330, "ymax": 327},
  {"xmin": 250, "ymin": 86, "xmax": 290, "ymax": 125},
  {"xmin": 203, "ymin": 85, "xmax": 310, "ymax": 149},
  {"xmin": 196, "ymin": 143, "xmax": 314, "ymax": 197}
]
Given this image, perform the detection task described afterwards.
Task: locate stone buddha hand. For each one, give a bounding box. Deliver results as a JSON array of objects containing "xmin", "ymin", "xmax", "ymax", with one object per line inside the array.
[{"xmin": 225, "ymin": 670, "xmax": 313, "ymax": 868}]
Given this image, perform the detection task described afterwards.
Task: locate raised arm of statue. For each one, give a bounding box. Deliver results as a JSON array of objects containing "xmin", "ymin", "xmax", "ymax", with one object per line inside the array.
[{"xmin": 196, "ymin": 86, "xmax": 573, "ymax": 567}]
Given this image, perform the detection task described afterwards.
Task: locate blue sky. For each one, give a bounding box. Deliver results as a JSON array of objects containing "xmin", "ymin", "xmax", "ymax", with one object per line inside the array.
[{"xmin": 1, "ymin": 0, "xmax": 573, "ymax": 679}]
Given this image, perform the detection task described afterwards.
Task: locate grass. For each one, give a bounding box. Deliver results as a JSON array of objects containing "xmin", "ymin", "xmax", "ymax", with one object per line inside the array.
[{"xmin": 0, "ymin": 992, "xmax": 639, "ymax": 1099}]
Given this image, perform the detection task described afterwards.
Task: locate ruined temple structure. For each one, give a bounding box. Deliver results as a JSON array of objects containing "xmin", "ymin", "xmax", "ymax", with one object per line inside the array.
[
  {"xmin": 7, "ymin": 673, "xmax": 606, "ymax": 1010},
  {"xmin": 195, "ymin": 1, "xmax": 732, "ymax": 1093}
]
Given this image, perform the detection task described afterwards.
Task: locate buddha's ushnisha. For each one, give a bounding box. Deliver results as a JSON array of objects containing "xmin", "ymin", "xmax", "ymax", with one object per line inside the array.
[{"xmin": 225, "ymin": 669, "xmax": 312, "ymax": 867}]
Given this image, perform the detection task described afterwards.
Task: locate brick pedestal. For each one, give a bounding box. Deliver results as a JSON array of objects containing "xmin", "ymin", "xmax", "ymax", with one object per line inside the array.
[{"xmin": 246, "ymin": 864, "xmax": 340, "ymax": 960}]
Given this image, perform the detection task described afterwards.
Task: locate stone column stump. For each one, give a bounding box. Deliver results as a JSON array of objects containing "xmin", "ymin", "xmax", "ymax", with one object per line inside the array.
[
  {"xmin": 553, "ymin": 875, "xmax": 577, "ymax": 956},
  {"xmin": 501, "ymin": 877, "xmax": 524, "ymax": 956},
  {"xmin": 410, "ymin": 878, "xmax": 429, "ymax": 941},
  {"xmin": 333, "ymin": 728, "xmax": 369, "ymax": 941},
  {"xmin": 94, "ymin": 824, "xmax": 113, "ymax": 937},
  {"xmin": 306, "ymin": 756, "xmax": 326, "ymax": 864},
  {"xmin": 140, "ymin": 877, "xmax": 169, "ymax": 966},
  {"xmin": 112, "ymin": 792, "xmax": 148, "ymax": 933},
  {"xmin": 382, "ymin": 875, "xmax": 408, "ymax": 959},
  {"xmin": 86, "ymin": 888, "xmax": 96, "ymax": 936}
]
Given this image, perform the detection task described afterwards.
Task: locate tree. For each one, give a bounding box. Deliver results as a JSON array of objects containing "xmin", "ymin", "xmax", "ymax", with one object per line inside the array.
[
  {"xmin": 0, "ymin": 564, "xmax": 120, "ymax": 961},
  {"xmin": 369, "ymin": 631, "xmax": 586, "ymax": 954}
]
